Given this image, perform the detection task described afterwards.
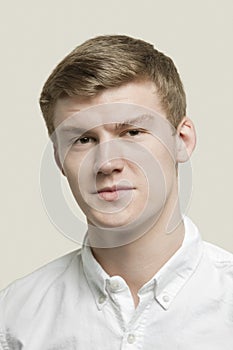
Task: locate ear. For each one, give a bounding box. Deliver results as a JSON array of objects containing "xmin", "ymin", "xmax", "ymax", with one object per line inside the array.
[
  {"xmin": 176, "ymin": 117, "xmax": 196, "ymax": 163},
  {"xmin": 53, "ymin": 144, "xmax": 66, "ymax": 176}
]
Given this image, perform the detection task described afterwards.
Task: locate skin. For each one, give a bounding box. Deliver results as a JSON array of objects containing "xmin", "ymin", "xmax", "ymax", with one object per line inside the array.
[{"xmin": 53, "ymin": 80, "xmax": 196, "ymax": 307}]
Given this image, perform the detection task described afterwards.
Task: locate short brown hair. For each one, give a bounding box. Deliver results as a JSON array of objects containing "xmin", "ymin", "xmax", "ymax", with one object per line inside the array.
[{"xmin": 40, "ymin": 35, "xmax": 186, "ymax": 136}]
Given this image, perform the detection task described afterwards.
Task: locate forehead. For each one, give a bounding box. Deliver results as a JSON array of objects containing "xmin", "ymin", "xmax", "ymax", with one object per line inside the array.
[{"xmin": 53, "ymin": 80, "xmax": 165, "ymax": 129}]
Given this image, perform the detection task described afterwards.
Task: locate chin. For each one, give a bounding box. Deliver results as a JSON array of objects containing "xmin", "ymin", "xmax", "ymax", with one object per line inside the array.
[{"xmin": 87, "ymin": 211, "xmax": 136, "ymax": 229}]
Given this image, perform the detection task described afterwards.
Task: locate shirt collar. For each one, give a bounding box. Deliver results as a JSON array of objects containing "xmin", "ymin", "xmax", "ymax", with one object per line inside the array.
[
  {"xmin": 81, "ymin": 236, "xmax": 109, "ymax": 310},
  {"xmin": 153, "ymin": 216, "xmax": 204, "ymax": 309},
  {"xmin": 81, "ymin": 216, "xmax": 204, "ymax": 310}
]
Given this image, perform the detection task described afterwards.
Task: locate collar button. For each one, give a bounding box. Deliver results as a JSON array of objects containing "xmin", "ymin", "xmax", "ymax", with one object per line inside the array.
[
  {"xmin": 109, "ymin": 280, "xmax": 120, "ymax": 292},
  {"xmin": 98, "ymin": 295, "xmax": 106, "ymax": 304},
  {"xmin": 162, "ymin": 294, "xmax": 170, "ymax": 303}
]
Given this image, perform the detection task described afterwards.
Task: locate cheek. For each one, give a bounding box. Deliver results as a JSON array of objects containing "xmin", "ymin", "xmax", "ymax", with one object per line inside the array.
[
  {"xmin": 151, "ymin": 138, "xmax": 176, "ymax": 168},
  {"xmin": 159, "ymin": 154, "xmax": 177, "ymax": 194},
  {"xmin": 147, "ymin": 144, "xmax": 177, "ymax": 192},
  {"xmin": 63, "ymin": 156, "xmax": 82, "ymax": 190}
]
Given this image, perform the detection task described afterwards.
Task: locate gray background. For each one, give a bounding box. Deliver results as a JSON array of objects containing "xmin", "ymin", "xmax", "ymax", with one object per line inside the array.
[{"xmin": 0, "ymin": 0, "xmax": 232, "ymax": 289}]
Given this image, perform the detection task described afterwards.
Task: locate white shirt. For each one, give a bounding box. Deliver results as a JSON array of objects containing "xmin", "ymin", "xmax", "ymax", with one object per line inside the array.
[{"xmin": 0, "ymin": 217, "xmax": 233, "ymax": 350}]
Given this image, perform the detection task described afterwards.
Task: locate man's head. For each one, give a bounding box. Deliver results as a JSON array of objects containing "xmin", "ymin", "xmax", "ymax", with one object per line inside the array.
[
  {"xmin": 40, "ymin": 35, "xmax": 186, "ymax": 136},
  {"xmin": 39, "ymin": 35, "xmax": 195, "ymax": 245}
]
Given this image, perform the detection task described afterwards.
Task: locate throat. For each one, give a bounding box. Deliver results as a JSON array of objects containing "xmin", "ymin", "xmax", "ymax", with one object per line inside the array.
[{"xmin": 91, "ymin": 219, "xmax": 185, "ymax": 302}]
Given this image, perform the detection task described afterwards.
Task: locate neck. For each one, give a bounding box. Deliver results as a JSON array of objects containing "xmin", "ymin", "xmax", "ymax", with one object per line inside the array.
[{"xmin": 88, "ymin": 188, "xmax": 185, "ymax": 306}]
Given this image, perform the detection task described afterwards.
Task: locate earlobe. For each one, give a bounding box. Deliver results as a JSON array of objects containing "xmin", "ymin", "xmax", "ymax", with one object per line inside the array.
[
  {"xmin": 176, "ymin": 117, "xmax": 196, "ymax": 163},
  {"xmin": 53, "ymin": 145, "xmax": 66, "ymax": 176}
]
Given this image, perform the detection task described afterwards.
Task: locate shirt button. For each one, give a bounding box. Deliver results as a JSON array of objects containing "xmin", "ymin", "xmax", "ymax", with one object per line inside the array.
[
  {"xmin": 98, "ymin": 295, "xmax": 106, "ymax": 304},
  {"xmin": 109, "ymin": 280, "xmax": 120, "ymax": 291},
  {"xmin": 127, "ymin": 334, "xmax": 136, "ymax": 344},
  {"xmin": 162, "ymin": 295, "xmax": 170, "ymax": 303}
]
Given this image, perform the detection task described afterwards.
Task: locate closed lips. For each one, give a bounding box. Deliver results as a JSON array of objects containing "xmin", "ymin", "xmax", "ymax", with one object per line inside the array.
[{"xmin": 97, "ymin": 186, "xmax": 134, "ymax": 193}]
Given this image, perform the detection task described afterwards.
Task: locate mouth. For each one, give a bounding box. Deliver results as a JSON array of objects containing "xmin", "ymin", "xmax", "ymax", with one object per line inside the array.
[{"xmin": 95, "ymin": 185, "xmax": 135, "ymax": 201}]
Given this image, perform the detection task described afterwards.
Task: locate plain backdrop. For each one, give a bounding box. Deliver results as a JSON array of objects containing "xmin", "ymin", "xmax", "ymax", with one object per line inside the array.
[{"xmin": 0, "ymin": 0, "xmax": 233, "ymax": 290}]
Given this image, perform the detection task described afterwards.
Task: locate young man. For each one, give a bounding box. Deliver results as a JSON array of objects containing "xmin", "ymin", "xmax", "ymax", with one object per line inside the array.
[{"xmin": 0, "ymin": 35, "xmax": 232, "ymax": 349}]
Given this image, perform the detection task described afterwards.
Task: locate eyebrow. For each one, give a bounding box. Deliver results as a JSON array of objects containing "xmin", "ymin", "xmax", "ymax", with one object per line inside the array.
[
  {"xmin": 114, "ymin": 114, "xmax": 154, "ymax": 130},
  {"xmin": 59, "ymin": 114, "xmax": 154, "ymax": 134},
  {"xmin": 58, "ymin": 126, "xmax": 88, "ymax": 136}
]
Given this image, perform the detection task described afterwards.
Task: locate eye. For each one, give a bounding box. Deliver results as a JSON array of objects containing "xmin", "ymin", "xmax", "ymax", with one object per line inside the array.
[
  {"xmin": 127, "ymin": 129, "xmax": 141, "ymax": 136},
  {"xmin": 122, "ymin": 129, "xmax": 145, "ymax": 137},
  {"xmin": 74, "ymin": 136, "xmax": 96, "ymax": 144}
]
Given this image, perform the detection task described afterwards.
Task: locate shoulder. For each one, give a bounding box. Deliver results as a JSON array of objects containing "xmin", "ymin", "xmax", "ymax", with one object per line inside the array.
[
  {"xmin": 0, "ymin": 248, "xmax": 81, "ymax": 293},
  {"xmin": 203, "ymin": 240, "xmax": 233, "ymax": 277},
  {"xmin": 203, "ymin": 241, "xmax": 233, "ymax": 264},
  {"xmin": 0, "ymin": 249, "xmax": 82, "ymax": 321}
]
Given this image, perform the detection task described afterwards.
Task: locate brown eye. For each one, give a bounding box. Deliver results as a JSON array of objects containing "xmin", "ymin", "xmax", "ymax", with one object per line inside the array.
[
  {"xmin": 74, "ymin": 136, "xmax": 96, "ymax": 144},
  {"xmin": 79, "ymin": 137, "xmax": 91, "ymax": 144},
  {"xmin": 127, "ymin": 130, "xmax": 141, "ymax": 136}
]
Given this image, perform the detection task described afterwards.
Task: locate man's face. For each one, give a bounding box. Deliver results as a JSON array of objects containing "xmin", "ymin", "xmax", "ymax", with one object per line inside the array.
[{"xmin": 53, "ymin": 81, "xmax": 179, "ymax": 235}]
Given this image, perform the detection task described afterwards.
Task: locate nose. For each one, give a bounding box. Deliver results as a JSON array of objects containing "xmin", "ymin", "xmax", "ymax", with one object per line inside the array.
[
  {"xmin": 95, "ymin": 158, "xmax": 125, "ymax": 175},
  {"xmin": 93, "ymin": 141, "xmax": 125, "ymax": 175}
]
